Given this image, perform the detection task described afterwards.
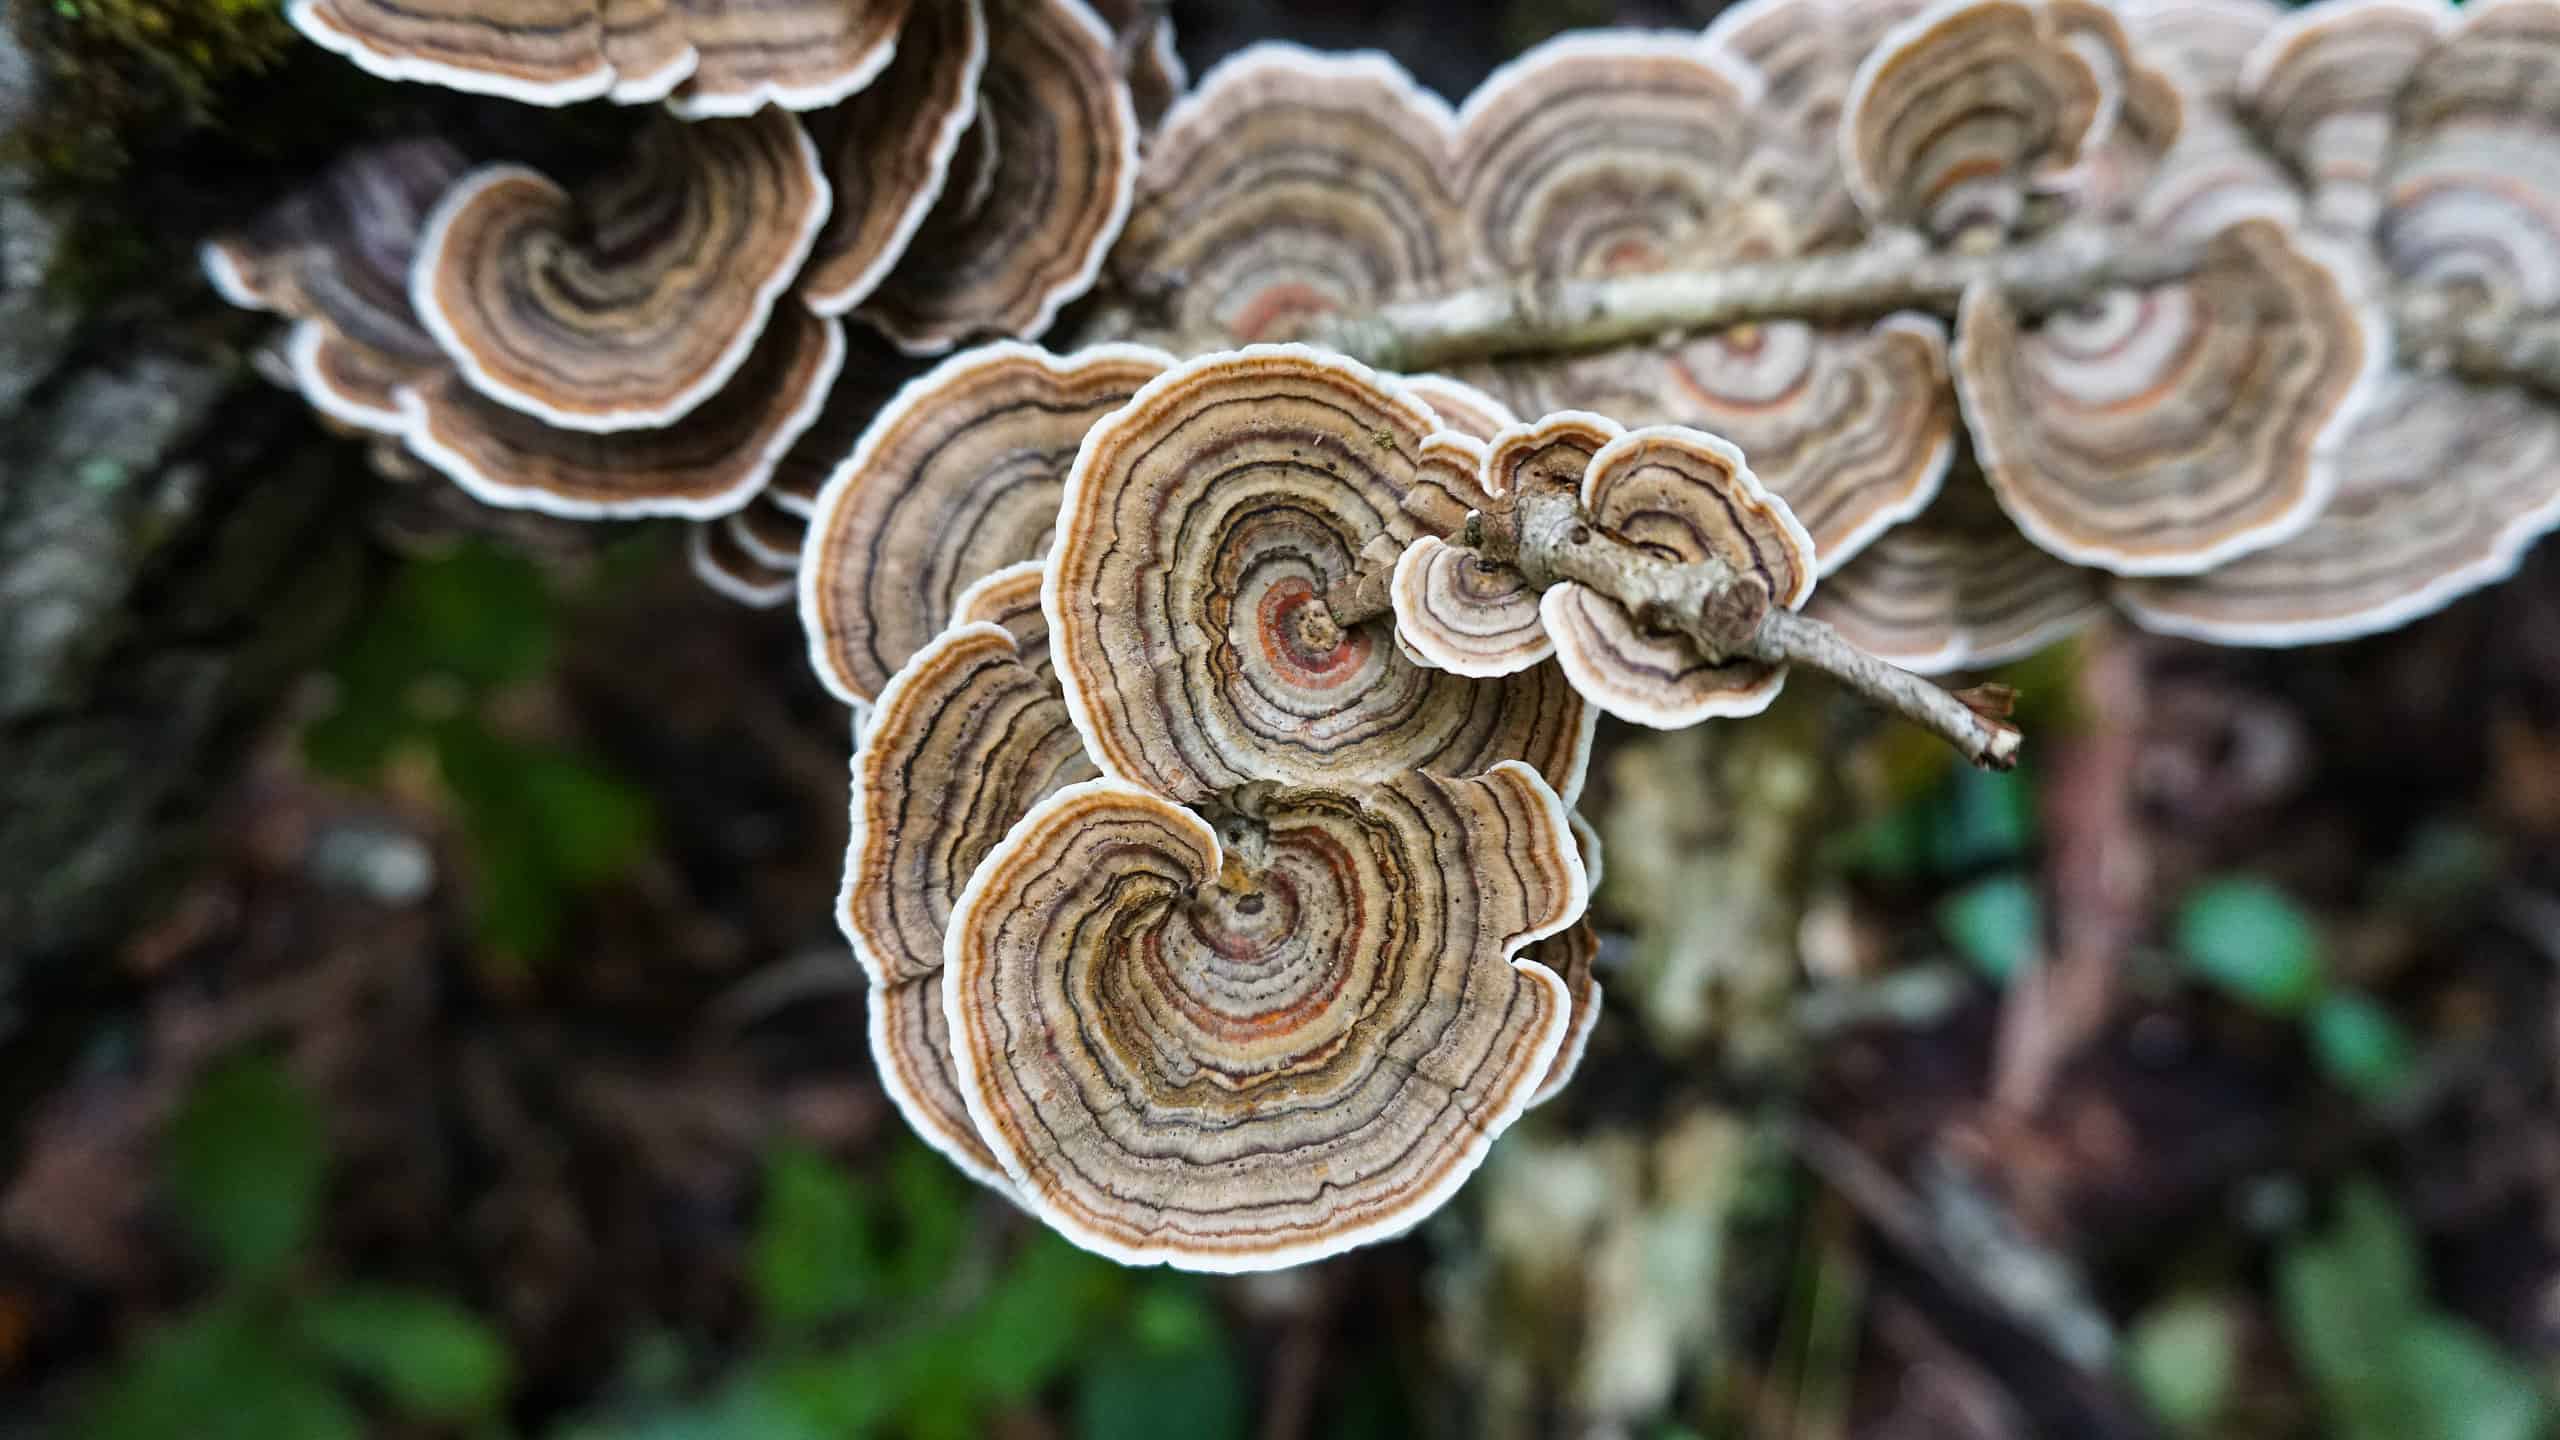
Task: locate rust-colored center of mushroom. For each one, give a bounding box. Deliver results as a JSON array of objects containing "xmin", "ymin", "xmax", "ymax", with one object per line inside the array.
[
  {"xmin": 1257, "ymin": 576, "xmax": 1372, "ymax": 690},
  {"xmin": 1229, "ymin": 282, "xmax": 1340, "ymax": 343}
]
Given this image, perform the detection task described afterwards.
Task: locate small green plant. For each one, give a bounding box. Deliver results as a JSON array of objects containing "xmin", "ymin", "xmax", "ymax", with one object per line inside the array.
[
  {"xmin": 82, "ymin": 1054, "xmax": 511, "ymax": 1440},
  {"xmin": 2175, "ymin": 878, "xmax": 2414, "ymax": 1102}
]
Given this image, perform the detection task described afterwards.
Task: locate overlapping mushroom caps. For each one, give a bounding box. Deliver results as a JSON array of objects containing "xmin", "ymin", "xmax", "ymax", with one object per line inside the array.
[
  {"xmin": 2378, "ymin": 0, "xmax": 2560, "ymax": 308},
  {"xmin": 1953, "ymin": 217, "xmax": 2383, "ymax": 575},
  {"xmin": 2238, "ymin": 0, "xmax": 2450, "ymax": 235},
  {"xmin": 286, "ymin": 0, "xmax": 909, "ymax": 114},
  {"xmin": 1047, "ymin": 346, "xmax": 1593, "ymax": 802},
  {"xmin": 945, "ymin": 763, "xmax": 1586, "ymax": 1271},
  {"xmin": 2055, "ymin": 0, "xmax": 2190, "ymax": 213},
  {"xmin": 1806, "ymin": 472, "xmax": 2106, "ymax": 671},
  {"xmin": 800, "ymin": 0, "xmax": 988, "ymax": 316},
  {"xmin": 1541, "ymin": 428, "xmax": 1819, "ymax": 728},
  {"xmin": 856, "ymin": 0, "xmax": 1140, "ymax": 354},
  {"xmin": 800, "ymin": 341, "xmax": 1174, "ymax": 706},
  {"xmin": 1524, "ymin": 812, "xmax": 1607, "ymax": 1108},
  {"xmin": 1703, "ymin": 0, "xmax": 1932, "ymax": 244},
  {"xmin": 1840, "ymin": 0, "xmax": 2111, "ymax": 243}
]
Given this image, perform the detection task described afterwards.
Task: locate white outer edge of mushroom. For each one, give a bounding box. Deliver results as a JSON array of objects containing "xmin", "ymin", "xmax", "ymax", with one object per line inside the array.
[
  {"xmin": 284, "ymin": 320, "xmax": 407, "ymax": 435},
  {"xmin": 1951, "ymin": 225, "xmax": 2391, "ymax": 576},
  {"xmin": 1819, "ymin": 312, "xmax": 1960, "ymax": 576},
  {"xmin": 394, "ymin": 311, "xmax": 851, "ymax": 521},
  {"xmin": 2234, "ymin": 0, "xmax": 2454, "ymax": 102},
  {"xmin": 1837, "ymin": 0, "xmax": 2109, "ymax": 220},
  {"xmin": 1399, "ymin": 373, "xmax": 1523, "ymax": 442},
  {"xmin": 865, "ymin": 976, "xmax": 1022, "ymax": 1196},
  {"xmin": 198, "ymin": 239, "xmax": 277, "ymax": 312},
  {"xmin": 945, "ymin": 557, "xmax": 1049, "ymax": 631},
  {"xmin": 800, "ymin": 4, "xmax": 990, "ymax": 317},
  {"xmin": 405, "ymin": 125, "xmax": 833, "ymax": 434},
  {"xmin": 284, "ymin": 0, "xmax": 621, "ymax": 107},
  {"xmin": 1453, "ymin": 27, "xmax": 1772, "ymax": 135},
  {"xmin": 941, "ymin": 764, "xmax": 1586, "ymax": 1274},
  {"xmin": 664, "ymin": 27, "xmax": 904, "ymax": 121},
  {"xmin": 1480, "ymin": 408, "xmax": 1629, "ymax": 499},
  {"xmin": 795, "ymin": 336, "xmax": 1180, "ymax": 708},
  {"xmin": 727, "ymin": 506, "xmax": 803, "ymax": 570},
  {"xmin": 1154, "ymin": 40, "xmax": 1463, "ymax": 156},
  {"xmin": 688, "ymin": 522, "xmax": 798, "ymax": 608},
  {"xmin": 606, "ymin": 46, "xmax": 702, "ymax": 106},
  {"xmin": 1389, "ymin": 536, "xmax": 1557, "ymax": 678}
]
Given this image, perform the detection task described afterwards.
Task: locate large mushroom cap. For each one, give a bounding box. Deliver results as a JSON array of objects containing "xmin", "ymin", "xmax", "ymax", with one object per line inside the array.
[
  {"xmin": 286, "ymin": 0, "xmax": 618, "ymax": 104},
  {"xmin": 944, "ymin": 763, "xmax": 1586, "ymax": 1272},
  {"xmin": 2122, "ymin": 0, "xmax": 2288, "ymax": 103},
  {"xmin": 1804, "ymin": 472, "xmax": 2105, "ymax": 672},
  {"xmin": 1109, "ymin": 45, "xmax": 1463, "ymax": 346},
  {"xmin": 1953, "ymin": 217, "xmax": 2383, "ymax": 576},
  {"xmin": 1455, "ymin": 32, "xmax": 1777, "ymax": 280},
  {"xmin": 800, "ymin": 0, "xmax": 988, "ymax": 316},
  {"xmin": 400, "ymin": 306, "xmax": 845, "ymax": 519},
  {"xmin": 1704, "ymin": 0, "xmax": 1932, "ymax": 244},
  {"xmin": 412, "ymin": 110, "xmax": 829, "ymax": 433},
  {"xmin": 2239, "ymin": 0, "xmax": 2451, "ymax": 234},
  {"xmin": 799, "ymin": 341, "xmax": 1173, "ymax": 706},
  {"xmin": 856, "ymin": 0, "xmax": 1139, "ymax": 354},
  {"xmin": 1047, "ymin": 345, "xmax": 1593, "ymax": 804},
  {"xmin": 2055, "ymin": 0, "xmax": 2191, "ymax": 213},
  {"xmin": 1841, "ymin": 0, "xmax": 2110, "ymax": 242},
  {"xmin": 1542, "ymin": 426, "xmax": 1819, "ymax": 729},
  {"xmin": 2116, "ymin": 371, "xmax": 2560, "ymax": 644},
  {"xmin": 847, "ymin": 615, "xmax": 1099, "ymax": 1188},
  {"xmin": 2379, "ymin": 0, "xmax": 2560, "ymax": 306}
]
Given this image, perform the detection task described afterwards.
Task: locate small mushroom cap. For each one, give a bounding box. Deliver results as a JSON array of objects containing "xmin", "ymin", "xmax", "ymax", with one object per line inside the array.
[
  {"xmin": 856, "ymin": 0, "xmax": 1138, "ymax": 354},
  {"xmin": 944, "ymin": 763, "xmax": 1586, "ymax": 1272},
  {"xmin": 800, "ymin": 0, "xmax": 988, "ymax": 316},
  {"xmin": 2379, "ymin": 0, "xmax": 2560, "ymax": 305},
  {"xmin": 1456, "ymin": 32, "xmax": 1775, "ymax": 280},
  {"xmin": 2121, "ymin": 0, "xmax": 2288, "ymax": 102},
  {"xmin": 401, "ymin": 306, "xmax": 846, "ymax": 519},
  {"xmin": 1089, "ymin": 0, "xmax": 1188, "ymax": 126},
  {"xmin": 412, "ymin": 110, "xmax": 829, "ymax": 433},
  {"xmin": 1048, "ymin": 345, "xmax": 1594, "ymax": 803},
  {"xmin": 1804, "ymin": 472, "xmax": 2104, "ymax": 671},
  {"xmin": 1482, "ymin": 410, "xmax": 1626, "ymax": 500},
  {"xmin": 799, "ymin": 340, "xmax": 1173, "ymax": 706},
  {"xmin": 2240, "ymin": 0, "xmax": 2451, "ymax": 234},
  {"xmin": 1841, "ymin": 0, "xmax": 2109, "ymax": 241},
  {"xmin": 869, "ymin": 975, "xmax": 1013, "ymax": 1192},
  {"xmin": 1523, "ymin": 810, "xmax": 1608, "ymax": 1108},
  {"xmin": 1110, "ymin": 45, "xmax": 1463, "ymax": 345},
  {"xmin": 286, "ymin": 0, "xmax": 617, "ymax": 104},
  {"xmin": 1953, "ymin": 217, "xmax": 2383, "ymax": 575},
  {"xmin": 689, "ymin": 517, "xmax": 799, "ymax": 609},
  {"xmin": 2135, "ymin": 102, "xmax": 2307, "ymax": 241},
  {"xmin": 1391, "ymin": 535, "xmax": 1554, "ymax": 677},
  {"xmin": 2054, "ymin": 0, "xmax": 2191, "ymax": 214},
  {"xmin": 725, "ymin": 492, "xmax": 806, "ymax": 571},
  {"xmin": 1542, "ymin": 426, "xmax": 1819, "ymax": 729},
  {"xmin": 948, "ymin": 559, "xmax": 1056, "ymax": 678},
  {"xmin": 1704, "ymin": 0, "xmax": 1933, "ymax": 245},
  {"xmin": 2116, "ymin": 371, "xmax": 2560, "ymax": 644},
  {"xmin": 1399, "ymin": 373, "xmax": 1522, "ymax": 443}
]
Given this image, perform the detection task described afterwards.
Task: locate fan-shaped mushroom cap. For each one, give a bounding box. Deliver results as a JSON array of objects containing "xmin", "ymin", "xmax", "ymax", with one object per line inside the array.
[
  {"xmin": 2240, "ymin": 0, "xmax": 2450, "ymax": 234},
  {"xmin": 1541, "ymin": 427, "xmax": 1819, "ymax": 729},
  {"xmin": 725, "ymin": 492, "xmax": 806, "ymax": 572},
  {"xmin": 1953, "ymin": 217, "xmax": 2383, "ymax": 575},
  {"xmin": 2055, "ymin": 0, "xmax": 2191, "ymax": 213},
  {"xmin": 870, "ymin": 976, "xmax": 1010, "ymax": 1190},
  {"xmin": 650, "ymin": 0, "xmax": 911, "ymax": 119},
  {"xmin": 2122, "ymin": 0, "xmax": 2287, "ymax": 102},
  {"xmin": 800, "ymin": 0, "xmax": 987, "ymax": 316},
  {"xmin": 2379, "ymin": 0, "xmax": 2560, "ymax": 305},
  {"xmin": 689, "ymin": 516, "xmax": 798, "ymax": 608},
  {"xmin": 1391, "ymin": 535, "xmax": 1554, "ymax": 678},
  {"xmin": 1804, "ymin": 473, "xmax": 2104, "ymax": 671},
  {"xmin": 1841, "ymin": 0, "xmax": 2110, "ymax": 241},
  {"xmin": 2136, "ymin": 103, "xmax": 2307, "ymax": 241},
  {"xmin": 2117, "ymin": 371, "xmax": 2560, "ymax": 643},
  {"xmin": 799, "ymin": 341, "xmax": 1173, "ymax": 706},
  {"xmin": 855, "ymin": 0, "xmax": 1138, "ymax": 354},
  {"xmin": 285, "ymin": 0, "xmax": 617, "ymax": 104},
  {"xmin": 945, "ymin": 762, "xmax": 1586, "ymax": 1271},
  {"xmin": 1110, "ymin": 45, "xmax": 1462, "ymax": 345},
  {"xmin": 1456, "ymin": 32, "xmax": 1775, "ymax": 280},
  {"xmin": 401, "ymin": 307, "xmax": 846, "ymax": 519},
  {"xmin": 1401, "ymin": 373, "xmax": 1521, "ymax": 443},
  {"xmin": 412, "ymin": 110, "xmax": 828, "ymax": 433},
  {"xmin": 1704, "ymin": 0, "xmax": 1932, "ymax": 244},
  {"xmin": 1523, "ymin": 812, "xmax": 1607, "ymax": 1108},
  {"xmin": 1049, "ymin": 346, "xmax": 1594, "ymax": 803},
  {"xmin": 1089, "ymin": 0, "xmax": 1187, "ymax": 125},
  {"xmin": 948, "ymin": 559, "xmax": 1055, "ymax": 674},
  {"xmin": 1483, "ymin": 410, "xmax": 1625, "ymax": 500}
]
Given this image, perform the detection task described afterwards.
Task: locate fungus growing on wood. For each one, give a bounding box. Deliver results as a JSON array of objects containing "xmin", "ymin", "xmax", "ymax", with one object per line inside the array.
[
  {"xmin": 1110, "ymin": 45, "xmax": 1463, "ymax": 345},
  {"xmin": 1703, "ymin": 0, "xmax": 1931, "ymax": 244},
  {"xmin": 2121, "ymin": 0, "xmax": 2287, "ymax": 102},
  {"xmin": 1953, "ymin": 218, "xmax": 2382, "ymax": 575},
  {"xmin": 689, "ymin": 516, "xmax": 798, "ymax": 609},
  {"xmin": 944, "ymin": 764, "xmax": 1586, "ymax": 1271},
  {"xmin": 1047, "ymin": 346, "xmax": 1594, "ymax": 803},
  {"xmin": 2378, "ymin": 0, "xmax": 2560, "ymax": 306},
  {"xmin": 1391, "ymin": 534, "xmax": 1554, "ymax": 677},
  {"xmin": 2055, "ymin": 0, "xmax": 2190, "ymax": 213},
  {"xmin": 847, "ymin": 616, "xmax": 1098, "ymax": 1187},
  {"xmin": 399, "ymin": 307, "xmax": 846, "ymax": 518},
  {"xmin": 856, "ymin": 0, "xmax": 1139, "ymax": 353},
  {"xmin": 1804, "ymin": 473, "xmax": 2105, "ymax": 672},
  {"xmin": 2135, "ymin": 104, "xmax": 2306, "ymax": 241},
  {"xmin": 799, "ymin": 341, "xmax": 1173, "ymax": 706},
  {"xmin": 2239, "ymin": 0, "xmax": 2450, "ymax": 234},
  {"xmin": 2115, "ymin": 371, "xmax": 2560, "ymax": 643},
  {"xmin": 286, "ymin": 0, "xmax": 909, "ymax": 112},
  {"xmin": 1840, "ymin": 0, "xmax": 2110, "ymax": 242},
  {"xmin": 1400, "ymin": 373, "xmax": 1521, "ymax": 443},
  {"xmin": 947, "ymin": 560, "xmax": 1057, "ymax": 680},
  {"xmin": 412, "ymin": 110, "xmax": 829, "ymax": 432},
  {"xmin": 1540, "ymin": 427, "xmax": 1819, "ymax": 728},
  {"xmin": 800, "ymin": 0, "xmax": 988, "ymax": 316}
]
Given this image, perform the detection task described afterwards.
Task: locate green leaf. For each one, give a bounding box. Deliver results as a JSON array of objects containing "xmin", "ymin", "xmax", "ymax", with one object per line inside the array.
[
  {"xmin": 83, "ymin": 1300, "xmax": 360, "ymax": 1440},
  {"xmin": 1933, "ymin": 764, "xmax": 2037, "ymax": 872},
  {"xmin": 300, "ymin": 1286, "xmax": 512, "ymax": 1419},
  {"xmin": 2176, "ymin": 878, "xmax": 2325, "ymax": 1015},
  {"xmin": 165, "ymin": 1054, "xmax": 327, "ymax": 1275},
  {"xmin": 396, "ymin": 540, "xmax": 556, "ymax": 691},
  {"xmin": 879, "ymin": 1143, "xmax": 967, "ymax": 1301},
  {"xmin": 2396, "ymin": 1316, "xmax": 2550, "ymax": 1440},
  {"xmin": 2311, "ymin": 991, "xmax": 2416, "ymax": 1102},
  {"xmin": 1934, "ymin": 872, "xmax": 2041, "ymax": 983},
  {"xmin": 434, "ymin": 728, "xmax": 653, "ymax": 958},
  {"xmin": 1074, "ymin": 1329, "xmax": 1246, "ymax": 1440},
  {"xmin": 961, "ymin": 1234, "xmax": 1126, "ymax": 1401},
  {"xmin": 2126, "ymin": 1293, "xmax": 2239, "ymax": 1433},
  {"xmin": 748, "ymin": 1145, "xmax": 880, "ymax": 1331}
]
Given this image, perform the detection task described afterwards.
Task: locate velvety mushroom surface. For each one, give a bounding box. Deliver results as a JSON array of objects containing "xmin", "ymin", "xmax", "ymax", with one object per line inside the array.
[
  {"xmin": 800, "ymin": 0, "xmax": 989, "ymax": 316},
  {"xmin": 1704, "ymin": 0, "xmax": 1933, "ymax": 245},
  {"xmin": 413, "ymin": 110, "xmax": 829, "ymax": 432},
  {"xmin": 1542, "ymin": 427, "xmax": 1819, "ymax": 728},
  {"xmin": 1954, "ymin": 218, "xmax": 2382, "ymax": 575},
  {"xmin": 1805, "ymin": 473, "xmax": 2105, "ymax": 672},
  {"xmin": 944, "ymin": 763, "xmax": 1585, "ymax": 1271},
  {"xmin": 800, "ymin": 342, "xmax": 1173, "ymax": 706},
  {"xmin": 1047, "ymin": 346, "xmax": 1592, "ymax": 803}
]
